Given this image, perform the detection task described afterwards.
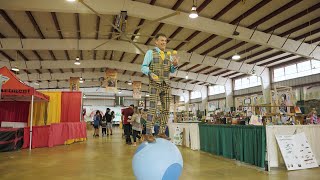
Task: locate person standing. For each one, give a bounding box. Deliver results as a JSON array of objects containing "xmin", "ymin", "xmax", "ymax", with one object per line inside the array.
[
  {"xmin": 141, "ymin": 33, "xmax": 179, "ymax": 142},
  {"xmin": 103, "ymin": 108, "xmax": 111, "ymax": 136},
  {"xmin": 121, "ymin": 104, "xmax": 134, "ymax": 145},
  {"xmin": 128, "ymin": 107, "xmax": 142, "ymax": 146},
  {"xmin": 93, "ymin": 110, "xmax": 102, "ymax": 137},
  {"xmin": 101, "ymin": 112, "xmax": 107, "ymax": 137},
  {"xmin": 107, "ymin": 110, "xmax": 115, "ymax": 135}
]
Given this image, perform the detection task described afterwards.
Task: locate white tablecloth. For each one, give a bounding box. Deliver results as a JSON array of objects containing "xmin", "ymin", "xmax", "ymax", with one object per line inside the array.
[
  {"xmin": 1, "ymin": 121, "xmax": 27, "ymax": 128},
  {"xmin": 168, "ymin": 123, "xmax": 200, "ymax": 150},
  {"xmin": 266, "ymin": 125, "xmax": 320, "ymax": 168}
]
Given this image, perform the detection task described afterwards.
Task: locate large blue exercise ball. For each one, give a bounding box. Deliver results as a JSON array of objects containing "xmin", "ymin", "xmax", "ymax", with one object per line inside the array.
[{"xmin": 132, "ymin": 138, "xmax": 183, "ymax": 180}]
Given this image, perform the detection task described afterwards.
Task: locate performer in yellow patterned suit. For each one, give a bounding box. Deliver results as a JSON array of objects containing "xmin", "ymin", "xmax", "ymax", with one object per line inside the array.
[{"xmin": 141, "ymin": 33, "xmax": 179, "ymax": 143}]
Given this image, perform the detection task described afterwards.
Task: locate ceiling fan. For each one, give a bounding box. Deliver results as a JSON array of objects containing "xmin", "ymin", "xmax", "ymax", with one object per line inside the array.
[{"xmin": 79, "ymin": 0, "xmax": 181, "ymax": 54}]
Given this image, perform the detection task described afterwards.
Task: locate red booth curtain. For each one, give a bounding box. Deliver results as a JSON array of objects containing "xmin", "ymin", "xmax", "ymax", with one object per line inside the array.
[
  {"xmin": 60, "ymin": 92, "xmax": 82, "ymax": 122},
  {"xmin": 0, "ymin": 101, "xmax": 30, "ymax": 124}
]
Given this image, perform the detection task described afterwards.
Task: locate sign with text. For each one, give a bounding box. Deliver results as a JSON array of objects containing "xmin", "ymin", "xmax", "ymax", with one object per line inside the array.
[{"xmin": 276, "ymin": 132, "xmax": 318, "ymax": 170}]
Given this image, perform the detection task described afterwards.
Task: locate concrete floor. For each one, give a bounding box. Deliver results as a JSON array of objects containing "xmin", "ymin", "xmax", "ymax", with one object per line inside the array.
[{"xmin": 1, "ymin": 128, "xmax": 319, "ymax": 180}]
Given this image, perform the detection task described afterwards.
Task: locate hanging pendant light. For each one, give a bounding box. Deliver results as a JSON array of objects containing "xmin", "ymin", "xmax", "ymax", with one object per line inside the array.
[
  {"xmin": 232, "ymin": 53, "xmax": 241, "ymax": 60},
  {"xmin": 74, "ymin": 56, "xmax": 81, "ymax": 65},
  {"xmin": 79, "ymin": 77, "xmax": 84, "ymax": 83},
  {"xmin": 11, "ymin": 66, "xmax": 19, "ymax": 72},
  {"xmin": 189, "ymin": 5, "xmax": 198, "ymax": 19},
  {"xmin": 127, "ymin": 79, "xmax": 132, "ymax": 85},
  {"xmin": 75, "ymin": 38, "xmax": 81, "ymax": 65}
]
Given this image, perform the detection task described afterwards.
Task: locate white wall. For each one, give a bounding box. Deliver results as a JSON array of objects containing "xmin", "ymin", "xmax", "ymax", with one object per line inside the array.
[{"xmin": 83, "ymin": 99, "xmax": 114, "ymax": 106}]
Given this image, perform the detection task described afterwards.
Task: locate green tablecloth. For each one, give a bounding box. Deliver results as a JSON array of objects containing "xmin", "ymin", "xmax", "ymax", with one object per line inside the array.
[{"xmin": 199, "ymin": 124, "xmax": 266, "ymax": 168}]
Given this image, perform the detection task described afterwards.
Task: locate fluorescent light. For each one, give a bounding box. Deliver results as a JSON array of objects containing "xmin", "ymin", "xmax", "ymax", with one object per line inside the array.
[
  {"xmin": 189, "ymin": 6, "xmax": 198, "ymax": 19},
  {"xmin": 11, "ymin": 67, "xmax": 19, "ymax": 72},
  {"xmin": 79, "ymin": 77, "xmax": 84, "ymax": 83},
  {"xmin": 232, "ymin": 53, "xmax": 241, "ymax": 60},
  {"xmin": 74, "ymin": 59, "xmax": 81, "ymax": 65}
]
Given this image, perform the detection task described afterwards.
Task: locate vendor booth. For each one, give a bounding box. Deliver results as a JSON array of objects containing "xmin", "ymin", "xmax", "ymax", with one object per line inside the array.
[
  {"xmin": 0, "ymin": 66, "xmax": 49, "ymax": 151},
  {"xmin": 0, "ymin": 67, "xmax": 86, "ymax": 151}
]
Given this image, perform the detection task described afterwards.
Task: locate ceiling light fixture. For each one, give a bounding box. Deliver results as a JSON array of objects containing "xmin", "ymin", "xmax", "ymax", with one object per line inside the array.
[
  {"xmin": 74, "ymin": 57, "xmax": 81, "ymax": 65},
  {"xmin": 146, "ymin": 93, "xmax": 150, "ymax": 97},
  {"xmin": 66, "ymin": 0, "xmax": 76, "ymax": 2},
  {"xmin": 185, "ymin": 74, "xmax": 189, "ymax": 79},
  {"xmin": 11, "ymin": 66, "xmax": 19, "ymax": 72},
  {"xmin": 189, "ymin": 6, "xmax": 198, "ymax": 19},
  {"xmin": 128, "ymin": 79, "xmax": 132, "ymax": 85},
  {"xmin": 34, "ymin": 81, "xmax": 40, "ymax": 86},
  {"xmin": 118, "ymin": 90, "xmax": 122, "ymax": 94},
  {"xmin": 83, "ymin": 94, "xmax": 86, "ymax": 98},
  {"xmin": 189, "ymin": 0, "xmax": 198, "ymax": 19},
  {"xmin": 232, "ymin": 53, "xmax": 241, "ymax": 60},
  {"xmin": 79, "ymin": 77, "xmax": 84, "ymax": 83}
]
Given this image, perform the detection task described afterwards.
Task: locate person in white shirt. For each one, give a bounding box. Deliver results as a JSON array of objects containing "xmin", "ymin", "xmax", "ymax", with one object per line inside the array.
[{"xmin": 128, "ymin": 107, "xmax": 142, "ymax": 146}]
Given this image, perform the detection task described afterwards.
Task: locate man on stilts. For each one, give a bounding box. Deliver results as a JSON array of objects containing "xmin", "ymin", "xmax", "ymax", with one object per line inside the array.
[{"xmin": 141, "ymin": 33, "xmax": 179, "ymax": 143}]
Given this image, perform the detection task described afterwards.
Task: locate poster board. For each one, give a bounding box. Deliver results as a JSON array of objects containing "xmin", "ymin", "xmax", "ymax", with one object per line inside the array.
[
  {"xmin": 173, "ymin": 126, "xmax": 183, "ymax": 145},
  {"xmin": 275, "ymin": 132, "xmax": 318, "ymax": 170},
  {"xmin": 105, "ymin": 70, "xmax": 117, "ymax": 92},
  {"xmin": 249, "ymin": 115, "xmax": 263, "ymax": 125},
  {"xmin": 132, "ymin": 81, "xmax": 141, "ymax": 99},
  {"xmin": 69, "ymin": 77, "xmax": 80, "ymax": 91}
]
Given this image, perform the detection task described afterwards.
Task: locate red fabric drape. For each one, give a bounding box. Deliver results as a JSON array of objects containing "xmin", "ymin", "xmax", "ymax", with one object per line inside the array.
[
  {"xmin": 0, "ymin": 101, "xmax": 30, "ymax": 124},
  {"xmin": 23, "ymin": 126, "xmax": 50, "ymax": 149},
  {"xmin": 23, "ymin": 122, "xmax": 87, "ymax": 149},
  {"xmin": 60, "ymin": 92, "xmax": 82, "ymax": 122}
]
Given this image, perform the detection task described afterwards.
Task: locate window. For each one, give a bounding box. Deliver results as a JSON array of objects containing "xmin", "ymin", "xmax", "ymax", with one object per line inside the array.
[
  {"xmin": 190, "ymin": 91, "xmax": 201, "ymax": 99},
  {"xmin": 311, "ymin": 60, "xmax": 320, "ymax": 74},
  {"xmin": 274, "ymin": 68, "xmax": 285, "ymax": 82},
  {"xmin": 235, "ymin": 79, "xmax": 242, "ymax": 90},
  {"xmin": 297, "ymin": 61, "xmax": 311, "ymax": 77},
  {"xmin": 234, "ymin": 76, "xmax": 261, "ymax": 90},
  {"xmin": 284, "ymin": 64, "xmax": 297, "ymax": 79},
  {"xmin": 209, "ymin": 85, "xmax": 225, "ymax": 95},
  {"xmin": 273, "ymin": 60, "xmax": 320, "ymax": 82}
]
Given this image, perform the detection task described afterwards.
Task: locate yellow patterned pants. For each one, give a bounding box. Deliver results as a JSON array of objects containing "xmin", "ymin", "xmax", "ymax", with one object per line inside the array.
[{"xmin": 146, "ymin": 81, "xmax": 171, "ymax": 135}]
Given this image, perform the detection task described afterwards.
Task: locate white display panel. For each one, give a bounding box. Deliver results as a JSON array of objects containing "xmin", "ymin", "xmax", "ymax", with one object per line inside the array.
[{"xmin": 276, "ymin": 132, "xmax": 318, "ymax": 171}]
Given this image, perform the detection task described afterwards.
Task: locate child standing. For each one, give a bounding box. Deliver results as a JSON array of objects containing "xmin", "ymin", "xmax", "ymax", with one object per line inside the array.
[
  {"xmin": 128, "ymin": 107, "xmax": 142, "ymax": 146},
  {"xmin": 101, "ymin": 113, "xmax": 107, "ymax": 137}
]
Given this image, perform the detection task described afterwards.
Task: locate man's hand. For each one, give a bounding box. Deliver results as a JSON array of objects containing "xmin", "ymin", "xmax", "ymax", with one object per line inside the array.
[
  {"xmin": 150, "ymin": 73, "xmax": 160, "ymax": 82},
  {"xmin": 172, "ymin": 56, "xmax": 179, "ymax": 67}
]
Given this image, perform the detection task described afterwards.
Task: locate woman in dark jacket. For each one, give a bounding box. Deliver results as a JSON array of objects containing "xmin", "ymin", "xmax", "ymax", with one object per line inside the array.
[{"xmin": 93, "ymin": 110, "xmax": 102, "ymax": 137}]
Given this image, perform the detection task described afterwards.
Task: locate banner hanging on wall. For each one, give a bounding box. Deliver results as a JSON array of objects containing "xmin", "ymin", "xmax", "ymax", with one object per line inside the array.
[
  {"xmin": 69, "ymin": 77, "xmax": 80, "ymax": 91},
  {"xmin": 132, "ymin": 81, "xmax": 142, "ymax": 99},
  {"xmin": 105, "ymin": 70, "xmax": 118, "ymax": 93}
]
